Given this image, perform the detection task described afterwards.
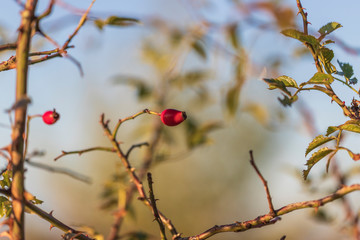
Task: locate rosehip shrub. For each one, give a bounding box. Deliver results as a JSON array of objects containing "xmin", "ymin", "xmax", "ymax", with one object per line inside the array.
[
  {"xmin": 42, "ymin": 109, "xmax": 60, "ymax": 125},
  {"xmin": 160, "ymin": 109, "xmax": 187, "ymax": 126}
]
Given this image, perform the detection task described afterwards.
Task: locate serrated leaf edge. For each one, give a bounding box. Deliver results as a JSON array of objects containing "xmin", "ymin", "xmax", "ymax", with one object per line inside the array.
[
  {"xmin": 305, "ymin": 135, "xmax": 336, "ymax": 156},
  {"xmin": 303, "ymin": 147, "xmax": 335, "ymax": 180}
]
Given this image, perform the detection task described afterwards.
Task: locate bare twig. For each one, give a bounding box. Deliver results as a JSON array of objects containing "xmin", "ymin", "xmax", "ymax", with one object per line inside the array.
[
  {"xmin": 176, "ymin": 184, "xmax": 360, "ymax": 240},
  {"xmin": 0, "ymin": 43, "xmax": 17, "ymax": 52},
  {"xmin": 249, "ymin": 150, "xmax": 276, "ymax": 216},
  {"xmin": 35, "ymin": 0, "xmax": 61, "ymax": 49},
  {"xmin": 23, "ymin": 114, "xmax": 41, "ymax": 161},
  {"xmin": 61, "ymin": 0, "xmax": 96, "ymax": 50},
  {"xmin": 112, "ymin": 109, "xmax": 160, "ymax": 139},
  {"xmin": 125, "ymin": 142, "xmax": 149, "ymax": 158},
  {"xmin": 54, "ymin": 146, "xmax": 116, "ymax": 161},
  {"xmin": 25, "ymin": 159, "xmax": 92, "ymax": 184},
  {"xmin": 147, "ymin": 172, "xmax": 167, "ymax": 240},
  {"xmin": 296, "ymin": 0, "xmax": 309, "ymax": 35},
  {"xmin": 0, "ymin": 46, "xmax": 74, "ymax": 72},
  {"xmin": 37, "ymin": 0, "xmax": 55, "ymax": 20}
]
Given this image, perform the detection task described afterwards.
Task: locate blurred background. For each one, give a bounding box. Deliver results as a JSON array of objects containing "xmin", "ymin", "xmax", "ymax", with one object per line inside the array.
[{"xmin": 1, "ymin": 0, "xmax": 360, "ymax": 239}]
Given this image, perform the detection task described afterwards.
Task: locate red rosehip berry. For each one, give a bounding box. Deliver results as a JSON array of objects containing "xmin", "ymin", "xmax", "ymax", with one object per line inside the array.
[
  {"xmin": 42, "ymin": 109, "xmax": 60, "ymax": 125},
  {"xmin": 160, "ymin": 109, "xmax": 187, "ymax": 126}
]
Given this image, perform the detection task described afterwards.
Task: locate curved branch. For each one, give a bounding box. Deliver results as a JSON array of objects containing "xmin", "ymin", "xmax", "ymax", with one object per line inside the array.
[
  {"xmin": 54, "ymin": 146, "xmax": 116, "ymax": 161},
  {"xmin": 177, "ymin": 184, "xmax": 360, "ymax": 240}
]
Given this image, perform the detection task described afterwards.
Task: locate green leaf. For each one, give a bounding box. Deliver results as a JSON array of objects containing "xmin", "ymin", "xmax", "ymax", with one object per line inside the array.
[
  {"xmin": 94, "ymin": 19, "xmax": 105, "ymax": 30},
  {"xmin": 185, "ymin": 119, "xmax": 222, "ymax": 149},
  {"xmin": 226, "ymin": 85, "xmax": 241, "ymax": 116},
  {"xmin": 303, "ymin": 148, "xmax": 335, "ymax": 180},
  {"xmin": 263, "ymin": 75, "xmax": 298, "ymax": 96},
  {"xmin": 94, "ymin": 16, "xmax": 140, "ymax": 30},
  {"xmin": 30, "ymin": 196, "xmax": 43, "ymax": 205},
  {"xmin": 281, "ymin": 29, "xmax": 319, "ymax": 48},
  {"xmin": 192, "ymin": 40, "xmax": 207, "ymax": 59},
  {"xmin": 242, "ymin": 102, "xmax": 269, "ymax": 126},
  {"xmin": 227, "ymin": 23, "xmax": 240, "ymax": 49},
  {"xmin": 319, "ymin": 48, "xmax": 336, "ymax": 74},
  {"xmin": 337, "ymin": 60, "xmax": 355, "ymax": 83},
  {"xmin": 323, "ymin": 40, "xmax": 335, "ymax": 45},
  {"xmin": 308, "ymin": 72, "xmax": 334, "ymax": 84},
  {"xmin": 349, "ymin": 77, "xmax": 358, "ymax": 85},
  {"xmin": 278, "ymin": 94, "xmax": 298, "ymax": 107},
  {"xmin": 320, "ymin": 48, "xmax": 334, "ymax": 63},
  {"xmin": 305, "ymin": 135, "xmax": 337, "ymax": 156},
  {"xmin": 276, "ymin": 75, "xmax": 299, "ymax": 88},
  {"xmin": 105, "ymin": 16, "xmax": 140, "ymax": 26},
  {"xmin": 171, "ymin": 70, "xmax": 209, "ymax": 86},
  {"xmin": 339, "ymin": 120, "xmax": 360, "ymax": 133},
  {"xmin": 326, "ymin": 126, "xmax": 339, "ymax": 136},
  {"xmin": 318, "ymin": 22, "xmax": 342, "ymax": 36},
  {"xmin": 0, "ymin": 170, "xmax": 11, "ymax": 189},
  {"xmin": 0, "ymin": 196, "xmax": 11, "ymax": 217}
]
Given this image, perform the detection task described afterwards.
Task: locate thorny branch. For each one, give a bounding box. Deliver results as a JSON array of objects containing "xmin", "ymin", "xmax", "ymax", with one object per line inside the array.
[
  {"xmin": 0, "ymin": 188, "xmax": 93, "ymax": 240},
  {"xmin": 100, "ymin": 113, "xmax": 179, "ymax": 240},
  {"xmin": 147, "ymin": 172, "xmax": 167, "ymax": 240},
  {"xmin": 107, "ymin": 120, "xmax": 163, "ymax": 240},
  {"xmin": 62, "ymin": 0, "xmax": 96, "ymax": 51},
  {"xmin": 176, "ymin": 184, "xmax": 360, "ymax": 240},
  {"xmin": 0, "ymin": 46, "xmax": 74, "ymax": 72}
]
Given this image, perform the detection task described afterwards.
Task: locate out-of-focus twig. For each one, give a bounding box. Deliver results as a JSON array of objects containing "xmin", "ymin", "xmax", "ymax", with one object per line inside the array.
[
  {"xmin": 54, "ymin": 146, "xmax": 116, "ymax": 161},
  {"xmin": 61, "ymin": 0, "xmax": 96, "ymax": 51},
  {"xmin": 0, "ymin": 46, "xmax": 75, "ymax": 72},
  {"xmin": 25, "ymin": 159, "xmax": 92, "ymax": 184},
  {"xmin": 0, "ymin": 43, "xmax": 17, "ymax": 52}
]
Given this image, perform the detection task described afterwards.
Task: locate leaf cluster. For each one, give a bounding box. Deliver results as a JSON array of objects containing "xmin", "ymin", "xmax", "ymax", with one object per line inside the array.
[{"xmin": 264, "ymin": 21, "xmax": 360, "ymax": 179}]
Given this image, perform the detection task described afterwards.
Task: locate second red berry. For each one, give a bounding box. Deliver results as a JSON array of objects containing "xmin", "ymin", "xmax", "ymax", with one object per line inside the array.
[{"xmin": 160, "ymin": 109, "xmax": 187, "ymax": 126}]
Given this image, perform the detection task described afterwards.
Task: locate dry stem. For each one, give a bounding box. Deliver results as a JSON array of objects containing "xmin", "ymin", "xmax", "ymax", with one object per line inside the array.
[{"xmin": 249, "ymin": 150, "xmax": 276, "ymax": 216}]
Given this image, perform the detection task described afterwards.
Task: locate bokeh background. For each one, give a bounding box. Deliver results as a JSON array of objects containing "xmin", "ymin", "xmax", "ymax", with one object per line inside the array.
[{"xmin": 0, "ymin": 0, "xmax": 360, "ymax": 239}]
